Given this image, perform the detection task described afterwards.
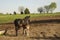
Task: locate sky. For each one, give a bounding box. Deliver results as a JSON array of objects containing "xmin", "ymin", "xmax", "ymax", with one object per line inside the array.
[{"xmin": 0, "ymin": 0, "xmax": 60, "ymax": 14}]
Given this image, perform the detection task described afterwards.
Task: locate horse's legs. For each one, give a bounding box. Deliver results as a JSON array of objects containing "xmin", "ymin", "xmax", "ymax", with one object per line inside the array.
[
  {"xmin": 23, "ymin": 25, "xmax": 30, "ymax": 36},
  {"xmin": 23, "ymin": 28, "xmax": 29, "ymax": 36},
  {"xmin": 15, "ymin": 27, "xmax": 18, "ymax": 36},
  {"xmin": 15, "ymin": 29, "xmax": 18, "ymax": 36},
  {"xmin": 23, "ymin": 28, "xmax": 26, "ymax": 35},
  {"xmin": 26, "ymin": 25, "xmax": 30, "ymax": 36}
]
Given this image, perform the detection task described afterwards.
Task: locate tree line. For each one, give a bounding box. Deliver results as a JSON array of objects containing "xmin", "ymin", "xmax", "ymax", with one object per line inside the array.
[{"xmin": 13, "ymin": 2, "xmax": 56, "ymax": 15}]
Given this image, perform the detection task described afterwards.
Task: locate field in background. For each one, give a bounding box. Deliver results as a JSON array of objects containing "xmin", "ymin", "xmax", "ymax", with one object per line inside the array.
[{"xmin": 0, "ymin": 13, "xmax": 60, "ymax": 23}]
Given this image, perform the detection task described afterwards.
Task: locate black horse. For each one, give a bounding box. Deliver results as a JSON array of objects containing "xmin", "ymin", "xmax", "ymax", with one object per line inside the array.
[{"xmin": 14, "ymin": 16, "xmax": 30, "ymax": 36}]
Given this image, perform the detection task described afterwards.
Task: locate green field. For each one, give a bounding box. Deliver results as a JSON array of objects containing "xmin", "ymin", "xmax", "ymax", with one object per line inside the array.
[{"xmin": 0, "ymin": 13, "xmax": 60, "ymax": 24}]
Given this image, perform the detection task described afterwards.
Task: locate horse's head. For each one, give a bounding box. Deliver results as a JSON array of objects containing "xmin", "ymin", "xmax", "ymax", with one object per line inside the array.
[
  {"xmin": 25, "ymin": 16, "xmax": 30, "ymax": 19},
  {"xmin": 22, "ymin": 16, "xmax": 30, "ymax": 25}
]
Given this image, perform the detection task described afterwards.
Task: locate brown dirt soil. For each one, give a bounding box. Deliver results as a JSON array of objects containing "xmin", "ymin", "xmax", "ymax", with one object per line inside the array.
[{"xmin": 0, "ymin": 17, "xmax": 60, "ymax": 40}]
